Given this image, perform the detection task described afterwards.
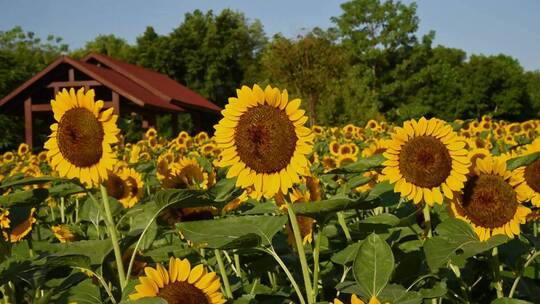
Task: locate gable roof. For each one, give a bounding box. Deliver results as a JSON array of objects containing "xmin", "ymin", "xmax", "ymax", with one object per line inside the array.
[
  {"xmin": 83, "ymin": 53, "xmax": 221, "ymax": 112},
  {"xmin": 0, "ymin": 54, "xmax": 221, "ymax": 113}
]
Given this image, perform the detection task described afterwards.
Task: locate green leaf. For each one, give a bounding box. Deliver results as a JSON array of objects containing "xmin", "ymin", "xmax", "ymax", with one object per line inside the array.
[
  {"xmin": 291, "ymin": 195, "xmax": 376, "ymax": 220},
  {"xmin": 0, "ymin": 188, "xmax": 48, "ymax": 206},
  {"xmin": 0, "ymin": 176, "xmax": 69, "ymax": 189},
  {"xmin": 206, "ymin": 177, "xmax": 243, "ymax": 203},
  {"xmin": 423, "ymin": 218, "xmax": 508, "ymax": 271},
  {"xmin": 154, "ymin": 188, "xmax": 220, "ymax": 209},
  {"xmin": 325, "ymin": 154, "xmax": 385, "ymax": 174},
  {"xmin": 491, "ymin": 298, "xmax": 533, "ymax": 304},
  {"xmin": 331, "ymin": 242, "xmax": 360, "ymax": 265},
  {"xmin": 33, "ymin": 240, "xmax": 113, "ymax": 265},
  {"xmin": 507, "ymin": 151, "xmax": 540, "ymax": 171},
  {"xmin": 177, "ymin": 215, "xmax": 287, "ymax": 249},
  {"xmin": 128, "ymin": 202, "xmax": 159, "ymax": 250},
  {"xmin": 379, "ymin": 284, "xmax": 422, "ymax": 304},
  {"xmin": 353, "ymin": 233, "xmax": 395, "ymax": 298}
]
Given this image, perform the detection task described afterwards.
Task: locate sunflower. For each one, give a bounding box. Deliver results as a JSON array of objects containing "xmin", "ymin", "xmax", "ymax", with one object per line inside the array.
[
  {"xmin": 17, "ymin": 143, "xmax": 30, "ymax": 156},
  {"xmin": 468, "ymin": 148, "xmax": 490, "ymax": 173},
  {"xmin": 382, "ymin": 117, "xmax": 470, "ymax": 206},
  {"xmin": 51, "ymin": 224, "xmax": 76, "ymax": 243},
  {"xmin": 44, "ymin": 88, "xmax": 120, "ymax": 187},
  {"xmin": 3, "ymin": 208, "xmax": 36, "ymax": 243},
  {"xmin": 129, "ymin": 257, "xmax": 226, "ymax": 303},
  {"xmin": 512, "ymin": 157, "xmax": 540, "ymax": 207},
  {"xmin": 337, "ymin": 154, "xmax": 357, "ymax": 167},
  {"xmin": 362, "ymin": 139, "xmax": 390, "ymax": 158},
  {"xmin": 329, "ymin": 140, "xmax": 341, "ymax": 156},
  {"xmin": 162, "ymin": 158, "xmax": 210, "ymax": 190},
  {"xmin": 2, "ymin": 152, "xmax": 14, "ymax": 163},
  {"xmin": 105, "ymin": 167, "xmax": 144, "ymax": 208},
  {"xmin": 214, "ymin": 84, "xmax": 313, "ymax": 198},
  {"xmin": 450, "ymin": 157, "xmax": 531, "ymax": 241},
  {"xmin": 145, "ymin": 127, "xmax": 157, "ymax": 139},
  {"xmin": 333, "ymin": 294, "xmax": 381, "ymax": 304},
  {"xmin": 0, "ymin": 208, "xmax": 10, "ymax": 229}
]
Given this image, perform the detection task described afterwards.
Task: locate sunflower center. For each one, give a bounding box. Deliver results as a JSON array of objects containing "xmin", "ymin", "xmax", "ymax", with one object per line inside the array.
[
  {"xmin": 524, "ymin": 159, "xmax": 540, "ymax": 193},
  {"xmin": 105, "ymin": 174, "xmax": 126, "ymax": 199},
  {"xmin": 57, "ymin": 107, "xmax": 104, "ymax": 167},
  {"xmin": 461, "ymin": 174, "xmax": 517, "ymax": 228},
  {"xmin": 126, "ymin": 176, "xmax": 139, "ymax": 197},
  {"xmin": 234, "ymin": 105, "xmax": 297, "ymax": 173},
  {"xmin": 398, "ymin": 136, "xmax": 452, "ymax": 188},
  {"xmin": 157, "ymin": 281, "xmax": 209, "ymax": 304}
]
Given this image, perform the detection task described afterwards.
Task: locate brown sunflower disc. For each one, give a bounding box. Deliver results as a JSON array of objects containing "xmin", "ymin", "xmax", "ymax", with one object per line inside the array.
[
  {"xmin": 57, "ymin": 108, "xmax": 104, "ymax": 167},
  {"xmin": 158, "ymin": 281, "xmax": 209, "ymax": 304},
  {"xmin": 461, "ymin": 174, "xmax": 518, "ymax": 228},
  {"xmin": 398, "ymin": 136, "xmax": 452, "ymax": 188},
  {"xmin": 234, "ymin": 105, "xmax": 298, "ymax": 173}
]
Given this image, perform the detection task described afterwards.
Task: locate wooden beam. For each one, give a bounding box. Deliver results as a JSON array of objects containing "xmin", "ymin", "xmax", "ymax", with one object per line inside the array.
[
  {"xmin": 47, "ymin": 80, "xmax": 101, "ymax": 88},
  {"xmin": 24, "ymin": 98, "xmax": 33, "ymax": 149},
  {"xmin": 31, "ymin": 101, "xmax": 114, "ymax": 112},
  {"xmin": 112, "ymin": 92, "xmax": 120, "ymax": 114}
]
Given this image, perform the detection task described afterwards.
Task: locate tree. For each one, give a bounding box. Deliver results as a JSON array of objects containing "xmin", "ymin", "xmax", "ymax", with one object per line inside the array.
[
  {"xmin": 260, "ymin": 29, "xmax": 346, "ymax": 125},
  {"xmin": 460, "ymin": 55, "xmax": 530, "ymax": 120},
  {"xmin": 70, "ymin": 34, "xmax": 133, "ymax": 60},
  {"xmin": 132, "ymin": 9, "xmax": 267, "ymax": 108}
]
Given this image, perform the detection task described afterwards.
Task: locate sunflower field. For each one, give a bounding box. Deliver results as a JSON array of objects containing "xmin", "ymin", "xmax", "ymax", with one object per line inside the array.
[{"xmin": 1, "ymin": 85, "xmax": 540, "ymax": 304}]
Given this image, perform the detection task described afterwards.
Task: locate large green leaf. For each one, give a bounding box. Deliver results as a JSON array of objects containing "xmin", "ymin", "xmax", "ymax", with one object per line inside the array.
[
  {"xmin": 0, "ymin": 188, "xmax": 48, "ymax": 206},
  {"xmin": 0, "ymin": 176, "xmax": 71, "ymax": 189},
  {"xmin": 128, "ymin": 202, "xmax": 159, "ymax": 250},
  {"xmin": 33, "ymin": 240, "xmax": 112, "ymax": 265},
  {"xmin": 331, "ymin": 242, "xmax": 360, "ymax": 265},
  {"xmin": 424, "ymin": 218, "xmax": 508, "ymax": 271},
  {"xmin": 177, "ymin": 215, "xmax": 287, "ymax": 249},
  {"xmin": 353, "ymin": 233, "xmax": 395, "ymax": 298},
  {"xmin": 506, "ymin": 151, "xmax": 540, "ymax": 171}
]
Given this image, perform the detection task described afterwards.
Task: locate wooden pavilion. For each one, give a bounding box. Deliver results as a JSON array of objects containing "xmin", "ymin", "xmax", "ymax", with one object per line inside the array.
[{"xmin": 0, "ymin": 53, "xmax": 221, "ymax": 148}]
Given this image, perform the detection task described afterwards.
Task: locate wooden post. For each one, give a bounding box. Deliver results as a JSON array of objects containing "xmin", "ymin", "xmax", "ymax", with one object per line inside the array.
[
  {"xmin": 112, "ymin": 92, "xmax": 120, "ymax": 115},
  {"xmin": 24, "ymin": 97, "xmax": 33, "ymax": 149}
]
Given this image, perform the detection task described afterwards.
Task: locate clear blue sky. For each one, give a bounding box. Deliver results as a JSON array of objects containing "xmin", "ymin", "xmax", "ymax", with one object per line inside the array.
[{"xmin": 1, "ymin": 0, "xmax": 539, "ymax": 71}]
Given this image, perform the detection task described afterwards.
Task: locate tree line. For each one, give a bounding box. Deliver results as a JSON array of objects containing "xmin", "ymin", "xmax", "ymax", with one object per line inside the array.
[{"xmin": 1, "ymin": 0, "xmax": 539, "ymax": 149}]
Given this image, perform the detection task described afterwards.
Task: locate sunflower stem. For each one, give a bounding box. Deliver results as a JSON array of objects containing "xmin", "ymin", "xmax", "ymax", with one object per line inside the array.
[
  {"xmin": 337, "ymin": 211, "xmax": 352, "ymax": 242},
  {"xmin": 311, "ymin": 224, "xmax": 323, "ymax": 302},
  {"xmin": 60, "ymin": 196, "xmax": 65, "ymax": 223},
  {"xmin": 491, "ymin": 247, "xmax": 504, "ymax": 298},
  {"xmin": 75, "ymin": 198, "xmax": 79, "ymax": 223},
  {"xmin": 285, "ymin": 199, "xmax": 314, "ymax": 304},
  {"xmin": 422, "ymin": 204, "xmax": 433, "ymax": 238},
  {"xmin": 509, "ymin": 249, "xmax": 540, "ymax": 298},
  {"xmin": 214, "ymin": 249, "xmax": 233, "ymax": 299},
  {"xmin": 234, "ymin": 253, "xmax": 243, "ymax": 279},
  {"xmin": 100, "ymin": 184, "xmax": 127, "ymax": 291},
  {"xmin": 264, "ymin": 248, "xmax": 306, "ymax": 304}
]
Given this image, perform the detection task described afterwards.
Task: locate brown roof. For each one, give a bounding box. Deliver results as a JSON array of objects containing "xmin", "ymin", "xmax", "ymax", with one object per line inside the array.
[
  {"xmin": 83, "ymin": 53, "xmax": 221, "ymax": 112},
  {"xmin": 0, "ymin": 54, "xmax": 221, "ymax": 113}
]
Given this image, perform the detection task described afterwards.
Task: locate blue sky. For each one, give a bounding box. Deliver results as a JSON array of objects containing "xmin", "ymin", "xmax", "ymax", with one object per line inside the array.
[{"xmin": 1, "ymin": 0, "xmax": 539, "ymax": 70}]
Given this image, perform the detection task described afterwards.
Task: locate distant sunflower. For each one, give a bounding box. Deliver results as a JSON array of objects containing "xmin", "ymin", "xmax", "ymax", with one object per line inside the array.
[
  {"xmin": 129, "ymin": 257, "xmax": 226, "ymax": 304},
  {"xmin": 2, "ymin": 152, "xmax": 14, "ymax": 163},
  {"xmin": 214, "ymin": 84, "xmax": 313, "ymax": 198},
  {"xmin": 145, "ymin": 127, "xmax": 157, "ymax": 139},
  {"xmin": 329, "ymin": 140, "xmax": 341, "ymax": 156},
  {"xmin": 162, "ymin": 158, "xmax": 209, "ymax": 190},
  {"xmin": 450, "ymin": 157, "xmax": 530, "ymax": 241},
  {"xmin": 17, "ymin": 143, "xmax": 30, "ymax": 156},
  {"xmin": 3, "ymin": 208, "xmax": 36, "ymax": 243},
  {"xmin": 44, "ymin": 88, "xmax": 120, "ymax": 186},
  {"xmin": 105, "ymin": 167, "xmax": 144, "ymax": 208},
  {"xmin": 513, "ymin": 158, "xmax": 540, "ymax": 207},
  {"xmin": 51, "ymin": 224, "xmax": 75, "ymax": 243},
  {"xmin": 334, "ymin": 294, "xmax": 381, "ymax": 304},
  {"xmin": 382, "ymin": 117, "xmax": 469, "ymax": 206}
]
